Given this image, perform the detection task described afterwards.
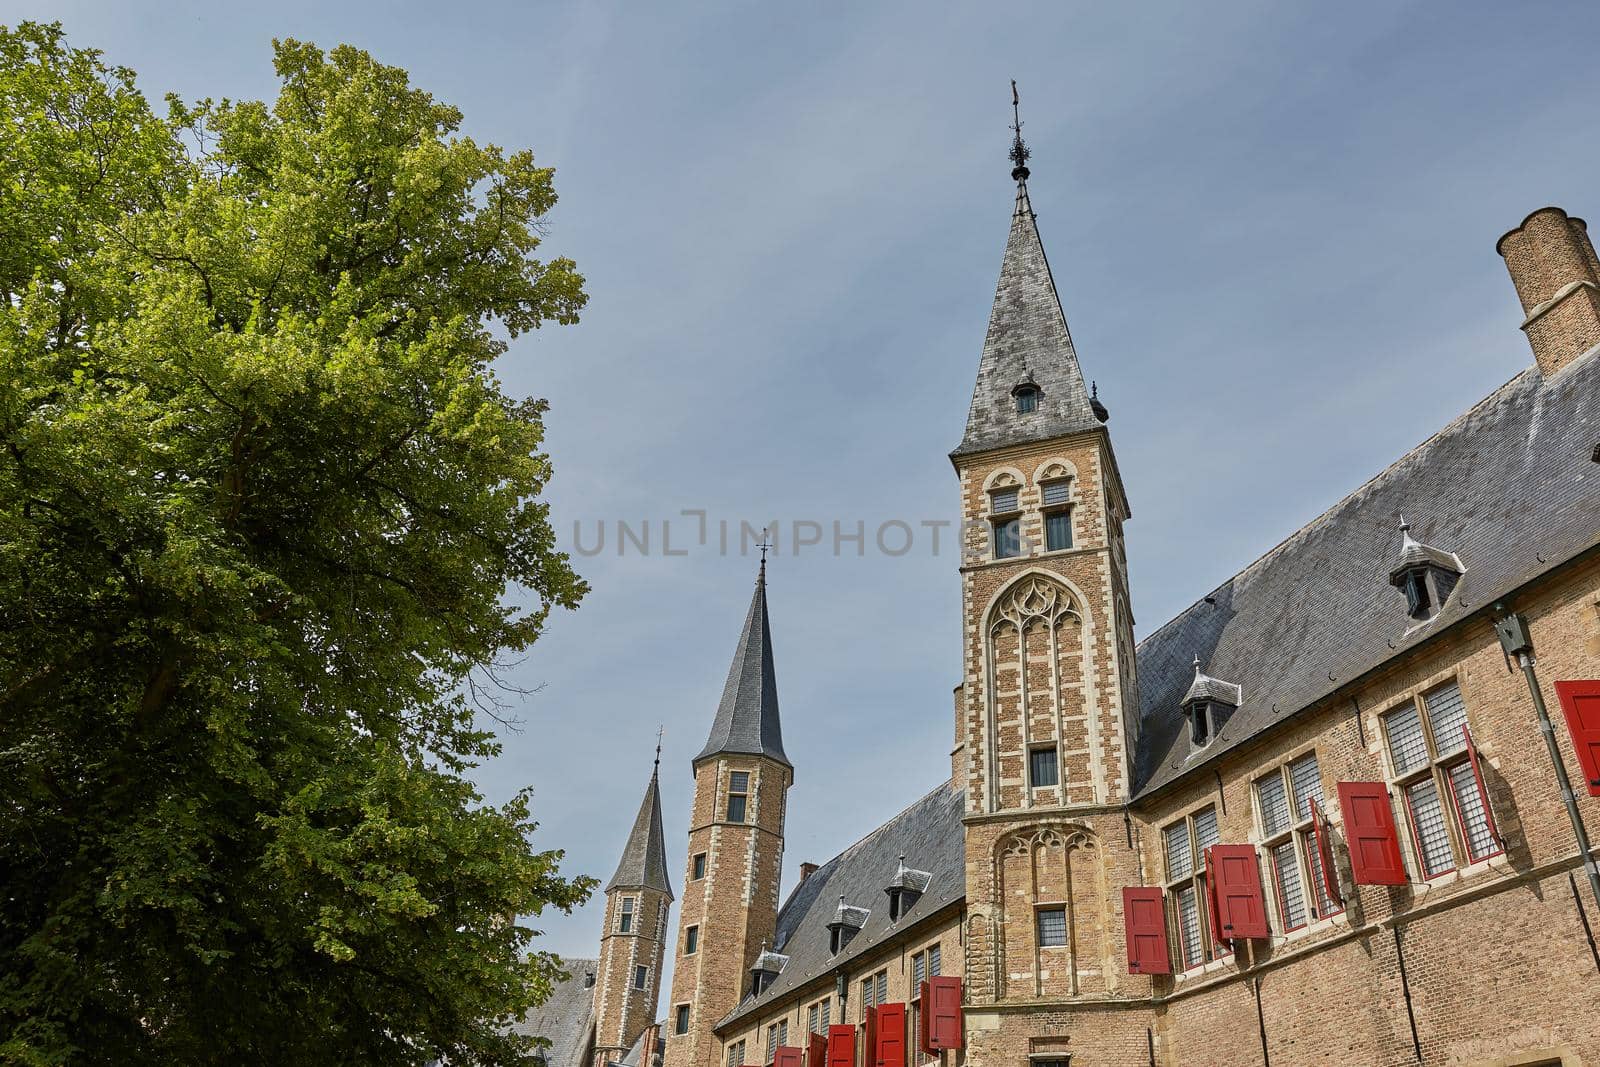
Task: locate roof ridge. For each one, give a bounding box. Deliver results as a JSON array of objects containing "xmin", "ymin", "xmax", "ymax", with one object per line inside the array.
[{"xmin": 1135, "ymin": 366, "xmax": 1534, "ymax": 653}]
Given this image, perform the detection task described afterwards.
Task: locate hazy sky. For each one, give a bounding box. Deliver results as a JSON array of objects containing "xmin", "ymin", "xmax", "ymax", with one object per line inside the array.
[{"xmin": 15, "ymin": 0, "xmax": 1600, "ymax": 994}]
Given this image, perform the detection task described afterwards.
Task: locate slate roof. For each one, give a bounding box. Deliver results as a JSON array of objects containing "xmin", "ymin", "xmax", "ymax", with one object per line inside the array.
[
  {"xmin": 953, "ymin": 180, "xmax": 1102, "ymax": 458},
  {"xmin": 1181, "ymin": 664, "xmax": 1242, "ymax": 708},
  {"xmin": 1389, "ymin": 523, "xmax": 1464, "ymax": 582},
  {"xmin": 1133, "ymin": 347, "xmax": 1600, "ymax": 797},
  {"xmin": 508, "ymin": 957, "xmax": 597, "ymax": 1067},
  {"xmin": 695, "ymin": 566, "xmax": 789, "ymax": 768},
  {"xmin": 605, "ymin": 770, "xmax": 673, "ymax": 898},
  {"xmin": 718, "ymin": 780, "xmax": 965, "ymax": 1030}
]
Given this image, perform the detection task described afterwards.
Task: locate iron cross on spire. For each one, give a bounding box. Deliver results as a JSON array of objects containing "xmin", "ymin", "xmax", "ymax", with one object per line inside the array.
[
  {"xmin": 1009, "ymin": 78, "xmax": 1031, "ymax": 182},
  {"xmin": 757, "ymin": 527, "xmax": 771, "ymax": 583},
  {"xmin": 653, "ymin": 725, "xmax": 663, "ymax": 776}
]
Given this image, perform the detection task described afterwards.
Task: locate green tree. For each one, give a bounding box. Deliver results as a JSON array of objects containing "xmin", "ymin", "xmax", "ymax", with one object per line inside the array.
[{"xmin": 0, "ymin": 23, "xmax": 593, "ymax": 1065}]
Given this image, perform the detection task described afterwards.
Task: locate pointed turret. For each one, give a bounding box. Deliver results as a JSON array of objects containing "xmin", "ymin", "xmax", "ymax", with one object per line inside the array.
[
  {"xmin": 605, "ymin": 766, "xmax": 673, "ymax": 899},
  {"xmin": 953, "ymin": 134, "xmax": 1100, "ymax": 458},
  {"xmin": 693, "ymin": 564, "xmax": 788, "ymax": 768}
]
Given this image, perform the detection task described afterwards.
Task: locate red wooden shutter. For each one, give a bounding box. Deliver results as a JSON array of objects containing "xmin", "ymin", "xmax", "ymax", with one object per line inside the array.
[
  {"xmin": 877, "ymin": 1003, "xmax": 906, "ymax": 1067},
  {"xmin": 1207, "ymin": 844, "xmax": 1269, "ymax": 939},
  {"xmin": 916, "ymin": 982, "xmax": 931, "ymax": 1054},
  {"xmin": 1204, "ymin": 850, "xmax": 1224, "ymax": 949},
  {"xmin": 1310, "ymin": 799, "xmax": 1343, "ymax": 907},
  {"xmin": 1557, "ymin": 680, "xmax": 1600, "ymax": 796},
  {"xmin": 827, "ymin": 1025, "xmax": 856, "ymax": 1067},
  {"xmin": 806, "ymin": 1033, "xmax": 828, "ymax": 1067},
  {"xmin": 926, "ymin": 976, "xmax": 963, "ymax": 1051},
  {"xmin": 1461, "ymin": 724, "xmax": 1502, "ymax": 847},
  {"xmin": 863, "ymin": 1006, "xmax": 878, "ymax": 1067},
  {"xmin": 775, "ymin": 1048, "xmax": 804, "ymax": 1067},
  {"xmin": 1121, "ymin": 886, "xmax": 1171, "ymax": 974},
  {"xmin": 1337, "ymin": 781, "xmax": 1408, "ymax": 885}
]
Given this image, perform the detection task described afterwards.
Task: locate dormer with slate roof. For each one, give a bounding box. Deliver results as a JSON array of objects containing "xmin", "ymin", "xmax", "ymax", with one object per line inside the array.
[{"xmin": 1388, "ymin": 518, "xmax": 1464, "ymax": 623}]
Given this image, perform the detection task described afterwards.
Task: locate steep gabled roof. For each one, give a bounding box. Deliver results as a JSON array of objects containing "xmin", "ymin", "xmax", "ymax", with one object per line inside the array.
[
  {"xmin": 717, "ymin": 780, "xmax": 965, "ymax": 1030},
  {"xmin": 605, "ymin": 770, "xmax": 673, "ymax": 899},
  {"xmin": 1134, "ymin": 347, "xmax": 1600, "ymax": 797},
  {"xmin": 695, "ymin": 566, "xmax": 789, "ymax": 768},
  {"xmin": 508, "ymin": 957, "xmax": 597, "ymax": 1067},
  {"xmin": 953, "ymin": 180, "xmax": 1102, "ymax": 459}
]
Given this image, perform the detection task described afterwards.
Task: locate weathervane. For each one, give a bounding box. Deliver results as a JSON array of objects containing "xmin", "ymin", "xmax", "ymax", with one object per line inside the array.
[{"xmin": 1009, "ymin": 79, "xmax": 1031, "ymax": 182}]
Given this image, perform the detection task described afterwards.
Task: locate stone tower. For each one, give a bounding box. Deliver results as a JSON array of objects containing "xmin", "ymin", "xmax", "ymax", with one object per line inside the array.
[
  {"xmin": 662, "ymin": 564, "xmax": 792, "ymax": 1067},
  {"xmin": 951, "ymin": 124, "xmax": 1152, "ymax": 1050},
  {"xmin": 593, "ymin": 762, "xmax": 673, "ymax": 1067}
]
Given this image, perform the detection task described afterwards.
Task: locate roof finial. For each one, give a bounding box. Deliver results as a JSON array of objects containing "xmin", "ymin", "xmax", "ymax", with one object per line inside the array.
[
  {"xmin": 1009, "ymin": 79, "xmax": 1031, "ymax": 183},
  {"xmin": 1193, "ymin": 654, "xmax": 1202, "ymax": 674},
  {"xmin": 653, "ymin": 725, "xmax": 663, "ymax": 776},
  {"xmin": 757, "ymin": 527, "xmax": 771, "ymax": 585},
  {"xmin": 1399, "ymin": 514, "xmax": 1411, "ymax": 534}
]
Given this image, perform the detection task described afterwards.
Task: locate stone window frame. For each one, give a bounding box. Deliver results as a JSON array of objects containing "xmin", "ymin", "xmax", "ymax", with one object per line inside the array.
[
  {"xmin": 633, "ymin": 964, "xmax": 650, "ymax": 991},
  {"xmin": 674, "ymin": 1003, "xmax": 690, "ymax": 1036},
  {"xmin": 617, "ymin": 895, "xmax": 637, "ymax": 934},
  {"xmin": 805, "ymin": 996, "xmax": 831, "ymax": 1035},
  {"xmin": 726, "ymin": 769, "xmax": 751, "ymax": 824},
  {"xmin": 764, "ymin": 1019, "xmax": 788, "ymax": 1064},
  {"xmin": 691, "ymin": 852, "xmax": 707, "ymax": 880},
  {"xmin": 1028, "ymin": 744, "xmax": 1060, "ymax": 789},
  {"xmin": 1379, "ymin": 678, "xmax": 1503, "ymax": 882},
  {"xmin": 725, "ymin": 1039, "xmax": 745, "ymax": 1067},
  {"xmin": 1161, "ymin": 804, "xmax": 1227, "ymax": 972},
  {"xmin": 1251, "ymin": 750, "xmax": 1342, "ymax": 937},
  {"xmin": 989, "ymin": 483, "xmax": 1023, "ymax": 560},
  {"xmin": 684, "ymin": 923, "xmax": 699, "ymax": 956}
]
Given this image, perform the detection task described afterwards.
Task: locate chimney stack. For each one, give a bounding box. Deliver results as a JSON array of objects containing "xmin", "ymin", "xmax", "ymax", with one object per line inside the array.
[
  {"xmin": 798, "ymin": 862, "xmax": 819, "ymax": 883},
  {"xmin": 1496, "ymin": 206, "xmax": 1600, "ymax": 376}
]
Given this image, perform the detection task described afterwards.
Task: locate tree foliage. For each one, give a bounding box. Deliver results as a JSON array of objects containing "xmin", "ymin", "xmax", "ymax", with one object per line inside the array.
[{"xmin": 0, "ymin": 22, "xmax": 592, "ymax": 1064}]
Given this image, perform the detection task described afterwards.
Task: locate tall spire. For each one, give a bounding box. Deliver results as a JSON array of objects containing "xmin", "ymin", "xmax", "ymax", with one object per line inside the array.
[
  {"xmin": 953, "ymin": 85, "xmax": 1100, "ymax": 459},
  {"xmin": 605, "ymin": 755, "xmax": 673, "ymax": 898},
  {"xmin": 693, "ymin": 562, "xmax": 789, "ymax": 769}
]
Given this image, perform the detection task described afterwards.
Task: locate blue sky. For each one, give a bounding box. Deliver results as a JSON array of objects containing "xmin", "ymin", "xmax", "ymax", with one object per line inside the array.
[{"xmin": 16, "ymin": 0, "xmax": 1600, "ymax": 990}]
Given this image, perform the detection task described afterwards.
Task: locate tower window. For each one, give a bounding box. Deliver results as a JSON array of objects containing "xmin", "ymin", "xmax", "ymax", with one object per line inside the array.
[
  {"xmin": 1042, "ymin": 479, "xmax": 1073, "ymax": 551},
  {"xmin": 618, "ymin": 896, "xmax": 636, "ymax": 933},
  {"xmin": 675, "ymin": 1004, "xmax": 691, "ymax": 1035},
  {"xmin": 990, "ymin": 486, "xmax": 1022, "ymax": 560},
  {"xmin": 1036, "ymin": 907, "xmax": 1067, "ymax": 947},
  {"xmin": 1029, "ymin": 746, "xmax": 1059, "ymax": 787},
  {"xmin": 685, "ymin": 924, "xmax": 699, "ymax": 955},
  {"xmin": 726, "ymin": 771, "xmax": 749, "ymax": 823},
  {"xmin": 1015, "ymin": 386, "xmax": 1039, "ymax": 413},
  {"xmin": 634, "ymin": 964, "xmax": 649, "ymax": 990},
  {"xmin": 691, "ymin": 852, "xmax": 707, "ymax": 880}
]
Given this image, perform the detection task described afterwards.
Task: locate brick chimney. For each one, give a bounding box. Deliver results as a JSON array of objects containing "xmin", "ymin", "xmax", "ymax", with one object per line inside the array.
[
  {"xmin": 798, "ymin": 862, "xmax": 819, "ymax": 883},
  {"xmin": 1496, "ymin": 206, "xmax": 1600, "ymax": 376}
]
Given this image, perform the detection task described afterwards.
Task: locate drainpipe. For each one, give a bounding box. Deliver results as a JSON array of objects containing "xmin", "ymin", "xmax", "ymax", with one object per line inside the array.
[{"xmin": 1493, "ymin": 607, "xmax": 1600, "ymax": 911}]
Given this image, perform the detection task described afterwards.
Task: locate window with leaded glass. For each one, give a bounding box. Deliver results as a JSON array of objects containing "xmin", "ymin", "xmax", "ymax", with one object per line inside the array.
[
  {"xmin": 1041, "ymin": 478, "xmax": 1073, "ymax": 551},
  {"xmin": 1381, "ymin": 680, "xmax": 1501, "ymax": 879},
  {"xmin": 1036, "ymin": 907, "xmax": 1068, "ymax": 947},
  {"xmin": 1162, "ymin": 806, "xmax": 1225, "ymax": 969},
  {"xmin": 990, "ymin": 486, "xmax": 1022, "ymax": 559},
  {"xmin": 634, "ymin": 965, "xmax": 649, "ymax": 990},
  {"xmin": 727, "ymin": 1040, "xmax": 744, "ymax": 1066},
  {"xmin": 618, "ymin": 896, "xmax": 636, "ymax": 934},
  {"xmin": 859, "ymin": 968, "xmax": 888, "ymax": 1021},
  {"xmin": 1254, "ymin": 751, "xmax": 1340, "ymax": 931},
  {"xmin": 726, "ymin": 771, "xmax": 750, "ymax": 823}
]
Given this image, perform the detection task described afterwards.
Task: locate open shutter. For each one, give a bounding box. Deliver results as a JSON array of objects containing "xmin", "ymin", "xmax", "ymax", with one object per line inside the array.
[
  {"xmin": 1337, "ymin": 781, "xmax": 1408, "ymax": 885},
  {"xmin": 863, "ymin": 1006, "xmax": 878, "ymax": 1067},
  {"xmin": 1556, "ymin": 680, "xmax": 1600, "ymax": 796},
  {"xmin": 1461, "ymin": 724, "xmax": 1503, "ymax": 848},
  {"xmin": 925, "ymin": 976, "xmax": 963, "ymax": 1051},
  {"xmin": 916, "ymin": 983, "xmax": 931, "ymax": 1055},
  {"xmin": 827, "ymin": 1025, "xmax": 856, "ymax": 1067},
  {"xmin": 806, "ymin": 1033, "xmax": 828, "ymax": 1067},
  {"xmin": 1208, "ymin": 844, "xmax": 1269, "ymax": 939},
  {"xmin": 1204, "ymin": 851, "xmax": 1224, "ymax": 950},
  {"xmin": 876, "ymin": 1003, "xmax": 906, "ymax": 1067},
  {"xmin": 1310, "ymin": 799, "xmax": 1343, "ymax": 907},
  {"xmin": 774, "ymin": 1049, "xmax": 804, "ymax": 1067},
  {"xmin": 1121, "ymin": 886, "xmax": 1171, "ymax": 975}
]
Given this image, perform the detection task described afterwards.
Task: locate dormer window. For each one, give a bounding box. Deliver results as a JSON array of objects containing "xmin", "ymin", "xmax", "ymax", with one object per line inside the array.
[
  {"xmin": 1011, "ymin": 373, "xmax": 1042, "ymax": 414},
  {"xmin": 884, "ymin": 856, "xmax": 932, "ymax": 922},
  {"xmin": 827, "ymin": 897, "xmax": 869, "ymax": 955},
  {"xmin": 1182, "ymin": 658, "xmax": 1242, "ymax": 752},
  {"xmin": 1387, "ymin": 520, "xmax": 1464, "ymax": 624}
]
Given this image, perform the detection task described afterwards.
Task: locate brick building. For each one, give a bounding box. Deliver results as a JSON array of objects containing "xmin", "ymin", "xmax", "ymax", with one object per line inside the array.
[{"xmin": 530, "ymin": 132, "xmax": 1600, "ymax": 1066}]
